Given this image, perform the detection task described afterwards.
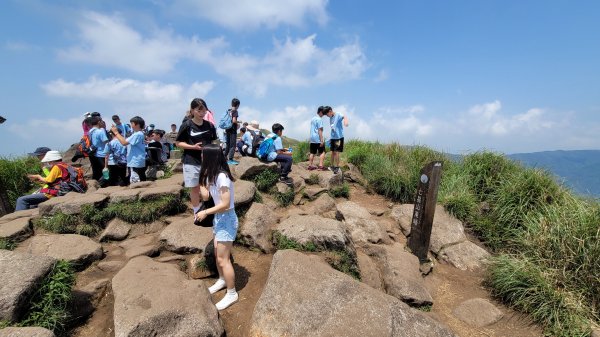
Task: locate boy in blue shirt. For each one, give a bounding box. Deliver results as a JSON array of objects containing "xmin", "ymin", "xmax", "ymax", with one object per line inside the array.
[
  {"xmin": 111, "ymin": 116, "xmax": 147, "ymax": 183},
  {"xmin": 265, "ymin": 123, "xmax": 293, "ymax": 183},
  {"xmin": 308, "ymin": 106, "xmax": 326, "ymax": 171},
  {"xmin": 89, "ymin": 116, "xmax": 110, "ymax": 182},
  {"xmin": 324, "ymin": 106, "xmax": 349, "ymax": 174},
  {"xmin": 107, "ymin": 137, "xmax": 128, "ymax": 186}
]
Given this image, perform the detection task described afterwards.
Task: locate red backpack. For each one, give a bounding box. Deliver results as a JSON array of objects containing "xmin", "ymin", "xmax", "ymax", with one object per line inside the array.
[{"xmin": 40, "ymin": 163, "xmax": 88, "ymax": 196}]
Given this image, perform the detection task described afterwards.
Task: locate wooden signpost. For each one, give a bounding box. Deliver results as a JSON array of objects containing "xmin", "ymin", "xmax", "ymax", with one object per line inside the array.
[{"xmin": 407, "ymin": 161, "xmax": 443, "ymax": 263}]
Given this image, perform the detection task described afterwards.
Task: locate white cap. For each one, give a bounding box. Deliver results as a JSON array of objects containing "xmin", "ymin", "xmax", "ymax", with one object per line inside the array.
[{"xmin": 41, "ymin": 150, "xmax": 62, "ymax": 163}]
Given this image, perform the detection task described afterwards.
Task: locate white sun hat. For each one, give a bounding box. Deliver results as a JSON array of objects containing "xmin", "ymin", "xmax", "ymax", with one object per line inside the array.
[{"xmin": 41, "ymin": 150, "xmax": 62, "ymax": 163}]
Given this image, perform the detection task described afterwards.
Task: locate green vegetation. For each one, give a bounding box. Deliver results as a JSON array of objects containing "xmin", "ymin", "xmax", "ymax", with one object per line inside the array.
[
  {"xmin": 195, "ymin": 258, "xmax": 208, "ymax": 271},
  {"xmin": 328, "ymin": 183, "xmax": 350, "ymax": 199},
  {"xmin": 0, "ymin": 155, "xmax": 44, "ymax": 211},
  {"xmin": 32, "ymin": 194, "xmax": 187, "ymax": 236},
  {"xmin": 274, "ymin": 188, "xmax": 295, "ymax": 207},
  {"xmin": 306, "ymin": 173, "xmax": 320, "ymax": 185},
  {"xmin": 292, "ymin": 141, "xmax": 310, "ymax": 163},
  {"xmin": 253, "ymin": 190, "xmax": 263, "ymax": 203},
  {"xmin": 250, "ymin": 169, "xmax": 279, "ymax": 192},
  {"xmin": 272, "ymin": 232, "xmax": 317, "ymax": 251},
  {"xmin": 342, "ymin": 141, "xmax": 599, "ymax": 336},
  {"xmin": 18, "ymin": 260, "xmax": 75, "ymax": 334},
  {"xmin": 0, "ymin": 238, "xmax": 16, "ymax": 250}
]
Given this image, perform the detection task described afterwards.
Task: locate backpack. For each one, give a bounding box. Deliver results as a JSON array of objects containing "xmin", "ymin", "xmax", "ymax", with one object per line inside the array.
[
  {"xmin": 256, "ymin": 135, "xmax": 277, "ymax": 160},
  {"xmin": 218, "ymin": 109, "xmax": 233, "ymax": 130},
  {"xmin": 40, "ymin": 163, "xmax": 87, "ymax": 196},
  {"xmin": 78, "ymin": 133, "xmax": 97, "ymax": 157},
  {"xmin": 250, "ymin": 131, "xmax": 265, "ymax": 157}
]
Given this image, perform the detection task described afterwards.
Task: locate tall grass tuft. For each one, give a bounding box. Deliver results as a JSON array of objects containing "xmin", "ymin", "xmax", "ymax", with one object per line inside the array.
[
  {"xmin": 0, "ymin": 155, "xmax": 44, "ymax": 210},
  {"xmin": 461, "ymin": 151, "xmax": 519, "ymax": 201},
  {"xmin": 292, "ymin": 141, "xmax": 310, "ymax": 163},
  {"xmin": 251, "ymin": 169, "xmax": 280, "ymax": 192}
]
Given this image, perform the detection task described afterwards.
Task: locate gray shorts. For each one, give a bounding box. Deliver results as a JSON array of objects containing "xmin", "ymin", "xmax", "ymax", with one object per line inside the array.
[
  {"xmin": 183, "ymin": 164, "xmax": 201, "ymax": 187},
  {"xmin": 213, "ymin": 208, "xmax": 238, "ymax": 242}
]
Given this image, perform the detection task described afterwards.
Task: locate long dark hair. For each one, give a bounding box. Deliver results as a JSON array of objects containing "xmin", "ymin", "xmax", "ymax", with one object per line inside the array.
[{"xmin": 199, "ymin": 144, "xmax": 235, "ymax": 187}]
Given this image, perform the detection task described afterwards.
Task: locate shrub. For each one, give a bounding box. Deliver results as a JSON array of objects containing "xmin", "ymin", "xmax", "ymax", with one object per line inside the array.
[
  {"xmin": 461, "ymin": 151, "xmax": 519, "ymax": 201},
  {"xmin": 0, "ymin": 238, "xmax": 16, "ymax": 250},
  {"xmin": 0, "ymin": 155, "xmax": 43, "ymax": 211},
  {"xmin": 306, "ymin": 173, "xmax": 320, "ymax": 185},
  {"xmin": 438, "ymin": 168, "xmax": 478, "ymax": 222},
  {"xmin": 252, "ymin": 169, "xmax": 279, "ymax": 192},
  {"xmin": 329, "ymin": 183, "xmax": 350, "ymax": 199},
  {"xmin": 274, "ymin": 189, "xmax": 295, "ymax": 207}
]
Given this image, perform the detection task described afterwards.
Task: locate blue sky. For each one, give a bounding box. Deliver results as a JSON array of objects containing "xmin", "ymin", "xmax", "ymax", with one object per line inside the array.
[{"xmin": 1, "ymin": 0, "xmax": 599, "ymax": 157}]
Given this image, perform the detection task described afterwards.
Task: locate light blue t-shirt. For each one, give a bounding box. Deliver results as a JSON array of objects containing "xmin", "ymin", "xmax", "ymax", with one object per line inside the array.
[
  {"xmin": 90, "ymin": 127, "xmax": 109, "ymax": 158},
  {"xmin": 266, "ymin": 133, "xmax": 282, "ymax": 162},
  {"xmin": 126, "ymin": 131, "xmax": 146, "ymax": 168},
  {"xmin": 310, "ymin": 116, "xmax": 324, "ymax": 144},
  {"xmin": 330, "ymin": 113, "xmax": 345, "ymax": 140},
  {"xmin": 107, "ymin": 139, "xmax": 127, "ymax": 165},
  {"xmin": 241, "ymin": 131, "xmax": 253, "ymax": 152}
]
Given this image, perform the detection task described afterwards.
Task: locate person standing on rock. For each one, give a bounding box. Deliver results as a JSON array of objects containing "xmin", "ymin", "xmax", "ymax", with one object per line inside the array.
[
  {"xmin": 110, "ymin": 116, "xmax": 148, "ymax": 183},
  {"xmin": 324, "ymin": 106, "xmax": 349, "ymax": 174},
  {"xmin": 194, "ymin": 144, "xmax": 239, "ymax": 310},
  {"xmin": 176, "ymin": 98, "xmax": 217, "ymax": 219},
  {"xmin": 308, "ymin": 106, "xmax": 326, "ymax": 171}
]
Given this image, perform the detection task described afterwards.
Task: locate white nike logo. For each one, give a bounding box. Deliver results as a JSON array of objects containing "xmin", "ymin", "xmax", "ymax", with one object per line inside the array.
[{"xmin": 190, "ymin": 130, "xmax": 208, "ymax": 136}]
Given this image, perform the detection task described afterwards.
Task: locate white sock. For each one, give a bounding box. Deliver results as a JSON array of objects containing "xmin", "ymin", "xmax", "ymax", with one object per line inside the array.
[
  {"xmin": 208, "ymin": 278, "xmax": 226, "ymax": 294},
  {"xmin": 216, "ymin": 288, "xmax": 238, "ymax": 310}
]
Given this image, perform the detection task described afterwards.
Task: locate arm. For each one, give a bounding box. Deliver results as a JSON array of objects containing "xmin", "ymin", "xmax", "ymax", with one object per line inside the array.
[
  {"xmin": 110, "ymin": 126, "xmax": 129, "ymax": 146},
  {"xmin": 343, "ymin": 115, "xmax": 349, "ymax": 127},
  {"xmin": 195, "ymin": 186, "xmax": 231, "ymax": 219},
  {"xmin": 176, "ymin": 141, "xmax": 202, "ymax": 151},
  {"xmin": 318, "ymin": 128, "xmax": 324, "ymax": 145}
]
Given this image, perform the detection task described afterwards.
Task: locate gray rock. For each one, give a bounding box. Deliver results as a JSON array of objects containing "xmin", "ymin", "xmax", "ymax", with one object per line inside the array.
[
  {"xmin": 0, "ymin": 217, "xmax": 32, "ymax": 242},
  {"xmin": 239, "ymin": 203, "xmax": 278, "ymax": 253},
  {"xmin": 235, "ymin": 157, "xmax": 278, "ymax": 179},
  {"xmin": 234, "ymin": 179, "xmax": 257, "ymax": 207},
  {"xmin": 305, "ymin": 193, "xmax": 337, "ymax": 215},
  {"xmin": 367, "ymin": 244, "xmax": 433, "ymax": 306},
  {"xmin": 0, "ymin": 209, "xmax": 38, "ymax": 224},
  {"xmin": 71, "ymin": 278, "xmax": 110, "ymax": 320},
  {"xmin": 118, "ymin": 234, "xmax": 159, "ymax": 259},
  {"xmin": 356, "ymin": 251, "xmax": 384, "ymax": 291},
  {"xmin": 336, "ymin": 201, "xmax": 389, "ymax": 244},
  {"xmin": 109, "ymin": 189, "xmax": 143, "ymax": 203},
  {"xmin": 390, "ymin": 204, "xmax": 413, "ymax": 236},
  {"xmin": 154, "ymin": 173, "xmax": 184, "ymax": 187},
  {"xmin": 276, "ymin": 215, "xmax": 354, "ymax": 253},
  {"xmin": 17, "ymin": 234, "xmax": 102, "ymax": 268},
  {"xmin": 452, "ymin": 298, "xmax": 504, "ymax": 328},
  {"xmin": 592, "ymin": 328, "xmax": 600, "ymax": 337},
  {"xmin": 438, "ymin": 241, "xmax": 490, "ymax": 271},
  {"xmin": 129, "ymin": 181, "xmax": 156, "ymax": 189},
  {"xmin": 97, "ymin": 260, "xmax": 125, "ymax": 272},
  {"xmin": 303, "ymin": 187, "xmax": 328, "ymax": 201},
  {"xmin": 99, "ymin": 218, "xmax": 132, "ymax": 242},
  {"xmin": 275, "ymin": 182, "xmax": 292, "ymax": 194},
  {"xmin": 38, "ymin": 193, "xmax": 108, "ymax": 216},
  {"xmin": 155, "ymin": 255, "xmax": 186, "ymax": 262},
  {"xmin": 92, "ymin": 186, "xmax": 124, "ymax": 196},
  {"xmin": 250, "ymin": 250, "xmax": 456, "ymax": 337},
  {"xmin": 112, "ymin": 256, "xmax": 224, "ymax": 337},
  {"xmin": 139, "ymin": 184, "xmax": 182, "ymax": 201},
  {"xmin": 0, "ymin": 250, "xmax": 56, "ymax": 321},
  {"xmin": 343, "ymin": 163, "xmax": 367, "ymax": 185},
  {"xmin": 159, "ymin": 216, "xmax": 213, "ymax": 253},
  {"xmin": 0, "ymin": 327, "xmax": 55, "ymax": 337}
]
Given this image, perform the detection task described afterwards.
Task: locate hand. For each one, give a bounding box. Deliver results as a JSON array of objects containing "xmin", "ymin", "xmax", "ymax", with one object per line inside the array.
[
  {"xmin": 193, "ymin": 143, "xmax": 203, "ymax": 150},
  {"xmin": 110, "ymin": 125, "xmax": 120, "ymax": 135},
  {"xmin": 320, "ymin": 141, "xmax": 324, "ymax": 147},
  {"xmin": 195, "ymin": 210, "xmax": 207, "ymax": 222}
]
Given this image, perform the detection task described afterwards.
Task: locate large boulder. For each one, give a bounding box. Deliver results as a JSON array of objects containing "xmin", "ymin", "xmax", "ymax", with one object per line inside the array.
[
  {"xmin": 0, "ymin": 217, "xmax": 33, "ymax": 242},
  {"xmin": 16, "ymin": 234, "xmax": 102, "ymax": 268},
  {"xmin": 109, "ymin": 189, "xmax": 143, "ymax": 203},
  {"xmin": 234, "ymin": 157, "xmax": 278, "ymax": 180},
  {"xmin": 239, "ymin": 203, "xmax": 278, "ymax": 253},
  {"xmin": 0, "ymin": 327, "xmax": 55, "ymax": 337},
  {"xmin": 234, "ymin": 179, "xmax": 257, "ymax": 207},
  {"xmin": 159, "ymin": 216, "xmax": 214, "ymax": 253},
  {"xmin": 356, "ymin": 251, "xmax": 384, "ymax": 291},
  {"xmin": 452, "ymin": 298, "xmax": 504, "ymax": 328},
  {"xmin": 38, "ymin": 193, "xmax": 108, "ymax": 216},
  {"xmin": 139, "ymin": 184, "xmax": 182, "ymax": 201},
  {"xmin": 305, "ymin": 193, "xmax": 337, "ymax": 216},
  {"xmin": 366, "ymin": 244, "xmax": 433, "ymax": 306},
  {"xmin": 438, "ymin": 241, "xmax": 490, "ymax": 271},
  {"xmin": 336, "ymin": 201, "xmax": 389, "ymax": 244},
  {"xmin": 0, "ymin": 250, "xmax": 56, "ymax": 321},
  {"xmin": 154, "ymin": 173, "xmax": 184, "ymax": 187},
  {"xmin": 112, "ymin": 256, "xmax": 224, "ymax": 337},
  {"xmin": 118, "ymin": 234, "xmax": 160, "ymax": 259},
  {"xmin": 99, "ymin": 218, "xmax": 132, "ymax": 242},
  {"xmin": 275, "ymin": 215, "xmax": 354, "ymax": 253},
  {"xmin": 0, "ymin": 208, "xmax": 38, "ymax": 224},
  {"xmin": 249, "ymin": 250, "xmax": 456, "ymax": 337}
]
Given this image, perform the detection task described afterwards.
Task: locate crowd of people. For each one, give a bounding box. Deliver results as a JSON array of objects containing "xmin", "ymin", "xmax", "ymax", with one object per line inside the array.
[{"xmin": 14, "ymin": 96, "xmax": 349, "ymax": 311}]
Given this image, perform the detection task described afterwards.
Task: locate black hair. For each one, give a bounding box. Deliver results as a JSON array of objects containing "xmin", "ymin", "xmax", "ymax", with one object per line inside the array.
[
  {"xmin": 240, "ymin": 127, "xmax": 247, "ymax": 133},
  {"xmin": 91, "ymin": 112, "xmax": 101, "ymax": 117},
  {"xmin": 317, "ymin": 106, "xmax": 324, "ymax": 115},
  {"xmin": 231, "ymin": 98, "xmax": 240, "ymax": 108},
  {"xmin": 130, "ymin": 116, "xmax": 145, "ymax": 129},
  {"xmin": 272, "ymin": 123, "xmax": 284, "ymax": 133},
  {"xmin": 199, "ymin": 144, "xmax": 235, "ymax": 187},
  {"xmin": 90, "ymin": 116, "xmax": 102, "ymax": 126},
  {"xmin": 171, "ymin": 123, "xmax": 176, "ymax": 127},
  {"xmin": 323, "ymin": 106, "xmax": 332, "ymax": 114},
  {"xmin": 191, "ymin": 98, "xmax": 208, "ymax": 110},
  {"xmin": 112, "ymin": 114, "xmax": 120, "ymax": 120}
]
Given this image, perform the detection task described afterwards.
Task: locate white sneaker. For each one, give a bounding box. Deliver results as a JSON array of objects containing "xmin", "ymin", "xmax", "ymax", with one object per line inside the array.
[
  {"xmin": 215, "ymin": 291, "xmax": 238, "ymax": 310},
  {"xmin": 208, "ymin": 278, "xmax": 226, "ymax": 294}
]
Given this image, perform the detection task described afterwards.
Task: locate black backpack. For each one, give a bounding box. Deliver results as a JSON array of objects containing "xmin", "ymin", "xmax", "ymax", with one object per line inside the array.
[{"xmin": 250, "ymin": 130, "xmax": 265, "ymax": 157}]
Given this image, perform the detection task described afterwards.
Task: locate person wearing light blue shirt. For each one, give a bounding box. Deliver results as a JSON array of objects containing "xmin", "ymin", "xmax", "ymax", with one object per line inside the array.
[
  {"xmin": 111, "ymin": 116, "xmax": 148, "ymax": 183},
  {"xmin": 265, "ymin": 123, "xmax": 293, "ymax": 183},
  {"xmin": 107, "ymin": 138, "xmax": 128, "ymax": 186},
  {"xmin": 88, "ymin": 116, "xmax": 109, "ymax": 182},
  {"xmin": 308, "ymin": 106, "xmax": 326, "ymax": 170},
  {"xmin": 325, "ymin": 106, "xmax": 349, "ymax": 175}
]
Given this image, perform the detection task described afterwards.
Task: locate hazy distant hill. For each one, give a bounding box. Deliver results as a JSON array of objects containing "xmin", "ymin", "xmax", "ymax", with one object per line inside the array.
[{"xmin": 508, "ymin": 150, "xmax": 600, "ymax": 198}]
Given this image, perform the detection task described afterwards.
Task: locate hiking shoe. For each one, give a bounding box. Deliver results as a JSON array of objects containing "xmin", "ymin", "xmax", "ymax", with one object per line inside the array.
[
  {"xmin": 307, "ymin": 165, "xmax": 317, "ymax": 171},
  {"xmin": 279, "ymin": 176, "xmax": 293, "ymax": 184},
  {"xmin": 227, "ymin": 160, "xmax": 239, "ymax": 165},
  {"xmin": 215, "ymin": 290, "xmax": 239, "ymax": 310}
]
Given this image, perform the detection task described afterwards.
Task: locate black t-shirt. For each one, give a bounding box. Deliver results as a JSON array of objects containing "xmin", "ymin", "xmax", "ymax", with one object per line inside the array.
[
  {"xmin": 226, "ymin": 109, "xmax": 239, "ymax": 134},
  {"xmin": 176, "ymin": 119, "xmax": 217, "ymax": 165}
]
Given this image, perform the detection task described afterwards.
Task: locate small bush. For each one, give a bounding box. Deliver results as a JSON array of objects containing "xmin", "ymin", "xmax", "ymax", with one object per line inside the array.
[
  {"xmin": 306, "ymin": 173, "xmax": 320, "ymax": 185},
  {"xmin": 18, "ymin": 260, "xmax": 75, "ymax": 333},
  {"xmin": 322, "ymin": 250, "xmax": 361, "ymax": 280},
  {"xmin": 252, "ymin": 170, "xmax": 279, "ymax": 192},
  {"xmin": 274, "ymin": 189, "xmax": 295, "ymax": 207},
  {"xmin": 195, "ymin": 258, "xmax": 208, "ymax": 271},
  {"xmin": 438, "ymin": 170, "xmax": 478, "ymax": 222},
  {"xmin": 0, "ymin": 238, "xmax": 16, "ymax": 250}
]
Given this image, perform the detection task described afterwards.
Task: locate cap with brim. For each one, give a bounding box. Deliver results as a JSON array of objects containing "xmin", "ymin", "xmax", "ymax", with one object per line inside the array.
[
  {"xmin": 28, "ymin": 147, "xmax": 51, "ymax": 157},
  {"xmin": 247, "ymin": 120, "xmax": 260, "ymax": 130},
  {"xmin": 41, "ymin": 150, "xmax": 62, "ymax": 163}
]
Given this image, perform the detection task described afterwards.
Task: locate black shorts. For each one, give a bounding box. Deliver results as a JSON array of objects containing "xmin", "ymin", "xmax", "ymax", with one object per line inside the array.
[
  {"xmin": 309, "ymin": 142, "xmax": 326, "ymax": 155},
  {"xmin": 330, "ymin": 138, "xmax": 344, "ymax": 152}
]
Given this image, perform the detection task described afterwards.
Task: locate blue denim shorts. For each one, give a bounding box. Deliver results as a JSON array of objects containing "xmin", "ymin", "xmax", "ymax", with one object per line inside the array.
[{"xmin": 213, "ymin": 208, "xmax": 238, "ymax": 242}]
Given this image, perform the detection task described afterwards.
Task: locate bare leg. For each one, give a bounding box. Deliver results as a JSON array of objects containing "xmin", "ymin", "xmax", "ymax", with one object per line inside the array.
[{"xmin": 216, "ymin": 241, "xmax": 235, "ymax": 289}]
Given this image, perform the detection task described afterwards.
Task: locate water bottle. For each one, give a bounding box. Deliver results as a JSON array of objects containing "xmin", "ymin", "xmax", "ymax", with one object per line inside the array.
[
  {"xmin": 102, "ymin": 168, "xmax": 110, "ymax": 180},
  {"xmin": 288, "ymin": 147, "xmax": 293, "ymax": 153}
]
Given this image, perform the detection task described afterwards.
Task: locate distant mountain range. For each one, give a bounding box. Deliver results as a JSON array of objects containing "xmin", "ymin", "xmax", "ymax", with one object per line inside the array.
[{"xmin": 507, "ymin": 150, "xmax": 600, "ymax": 198}]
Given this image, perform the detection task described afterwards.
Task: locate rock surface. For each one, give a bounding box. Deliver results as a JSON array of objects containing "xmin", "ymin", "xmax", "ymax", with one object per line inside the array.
[
  {"xmin": 234, "ymin": 157, "xmax": 278, "ymax": 179},
  {"xmin": 234, "ymin": 179, "xmax": 257, "ymax": 207},
  {"xmin": 438, "ymin": 241, "xmax": 490, "ymax": 271},
  {"xmin": 0, "ymin": 209, "xmax": 38, "ymax": 224},
  {"xmin": 0, "ymin": 327, "xmax": 56, "ymax": 337},
  {"xmin": 38, "ymin": 193, "xmax": 108, "ymax": 216},
  {"xmin": 336, "ymin": 201, "xmax": 389, "ymax": 244},
  {"xmin": 159, "ymin": 217, "xmax": 213, "ymax": 253},
  {"xmin": 249, "ymin": 250, "xmax": 456, "ymax": 337},
  {"xmin": 118, "ymin": 234, "xmax": 160, "ymax": 259},
  {"xmin": 275, "ymin": 215, "xmax": 354, "ymax": 253},
  {"xmin": 239, "ymin": 203, "xmax": 278, "ymax": 252},
  {"xmin": 99, "ymin": 218, "xmax": 132, "ymax": 242},
  {"xmin": 17, "ymin": 234, "xmax": 102, "ymax": 268},
  {"xmin": 0, "ymin": 250, "xmax": 56, "ymax": 321},
  {"xmin": 452, "ymin": 298, "xmax": 504, "ymax": 328},
  {"xmin": 0, "ymin": 217, "xmax": 32, "ymax": 242},
  {"xmin": 112, "ymin": 256, "xmax": 224, "ymax": 337}
]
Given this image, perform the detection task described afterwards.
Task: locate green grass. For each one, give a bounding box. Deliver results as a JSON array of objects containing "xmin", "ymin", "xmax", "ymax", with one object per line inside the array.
[
  {"xmin": 0, "ymin": 238, "xmax": 17, "ymax": 250},
  {"xmin": 18, "ymin": 260, "xmax": 75, "ymax": 334},
  {"xmin": 253, "ymin": 190, "xmax": 263, "ymax": 203},
  {"xmin": 195, "ymin": 258, "xmax": 208, "ymax": 271},
  {"xmin": 292, "ymin": 140, "xmax": 310, "ymax": 163},
  {"xmin": 0, "ymin": 155, "xmax": 44, "ymax": 211},
  {"xmin": 251, "ymin": 169, "xmax": 280, "ymax": 192},
  {"xmin": 328, "ymin": 183, "xmax": 350, "ymax": 199},
  {"xmin": 274, "ymin": 188, "xmax": 295, "ymax": 207},
  {"xmin": 306, "ymin": 173, "xmax": 320, "ymax": 185}
]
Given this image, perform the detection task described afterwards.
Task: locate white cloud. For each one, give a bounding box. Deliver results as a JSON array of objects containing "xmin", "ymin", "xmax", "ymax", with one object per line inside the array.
[
  {"xmin": 7, "ymin": 117, "xmax": 85, "ymax": 153},
  {"xmin": 173, "ymin": 0, "xmax": 328, "ymax": 30},
  {"xmin": 4, "ymin": 41, "xmax": 40, "ymax": 52},
  {"xmin": 41, "ymin": 76, "xmax": 214, "ymax": 103},
  {"xmin": 462, "ymin": 100, "xmax": 553, "ymax": 136},
  {"xmin": 374, "ymin": 70, "xmax": 389, "ymax": 82}
]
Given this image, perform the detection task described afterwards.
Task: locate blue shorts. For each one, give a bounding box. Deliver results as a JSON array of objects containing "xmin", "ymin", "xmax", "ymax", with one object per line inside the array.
[{"xmin": 213, "ymin": 208, "xmax": 238, "ymax": 242}]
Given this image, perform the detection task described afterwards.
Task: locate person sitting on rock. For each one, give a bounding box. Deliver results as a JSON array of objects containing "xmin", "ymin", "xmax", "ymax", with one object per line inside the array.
[
  {"xmin": 236, "ymin": 126, "xmax": 248, "ymax": 156},
  {"xmin": 15, "ymin": 151, "xmax": 69, "ymax": 211},
  {"xmin": 194, "ymin": 144, "xmax": 239, "ymax": 310},
  {"xmin": 265, "ymin": 123, "xmax": 293, "ymax": 184}
]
